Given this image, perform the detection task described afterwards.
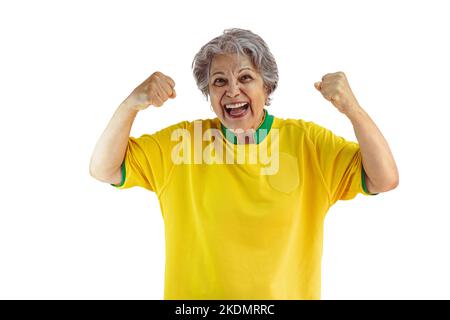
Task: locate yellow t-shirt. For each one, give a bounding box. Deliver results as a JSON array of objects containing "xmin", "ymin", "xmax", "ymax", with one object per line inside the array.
[{"xmin": 112, "ymin": 110, "xmax": 377, "ymax": 299}]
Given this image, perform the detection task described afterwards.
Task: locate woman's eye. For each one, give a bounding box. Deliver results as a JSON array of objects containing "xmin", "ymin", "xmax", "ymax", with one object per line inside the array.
[{"xmin": 214, "ymin": 75, "xmax": 252, "ymax": 86}]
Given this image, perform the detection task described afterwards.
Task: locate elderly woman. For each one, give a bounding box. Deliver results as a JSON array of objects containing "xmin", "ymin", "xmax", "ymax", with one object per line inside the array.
[{"xmin": 89, "ymin": 28, "xmax": 399, "ymax": 300}]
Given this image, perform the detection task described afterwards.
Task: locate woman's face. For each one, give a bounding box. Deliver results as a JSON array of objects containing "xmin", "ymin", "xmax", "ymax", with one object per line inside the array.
[{"xmin": 209, "ymin": 53, "xmax": 268, "ymax": 131}]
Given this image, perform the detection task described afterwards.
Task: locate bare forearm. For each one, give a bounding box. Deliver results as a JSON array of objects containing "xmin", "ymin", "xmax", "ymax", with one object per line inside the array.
[
  {"xmin": 89, "ymin": 100, "xmax": 139, "ymax": 180},
  {"xmin": 347, "ymin": 106, "xmax": 399, "ymax": 191}
]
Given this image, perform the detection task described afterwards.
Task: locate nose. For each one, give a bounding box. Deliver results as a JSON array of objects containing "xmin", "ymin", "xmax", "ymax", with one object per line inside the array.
[{"xmin": 226, "ymin": 78, "xmax": 241, "ymax": 97}]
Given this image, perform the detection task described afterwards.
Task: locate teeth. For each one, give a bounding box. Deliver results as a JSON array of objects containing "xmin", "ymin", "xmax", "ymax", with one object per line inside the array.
[{"xmin": 225, "ymin": 102, "xmax": 247, "ymax": 109}]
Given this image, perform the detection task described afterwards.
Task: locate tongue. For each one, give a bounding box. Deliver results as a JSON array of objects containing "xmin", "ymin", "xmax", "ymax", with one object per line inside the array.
[{"xmin": 229, "ymin": 106, "xmax": 247, "ymax": 116}]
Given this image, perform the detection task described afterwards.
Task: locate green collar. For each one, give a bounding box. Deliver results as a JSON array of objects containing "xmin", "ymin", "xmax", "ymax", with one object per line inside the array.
[{"xmin": 220, "ymin": 109, "xmax": 274, "ymax": 144}]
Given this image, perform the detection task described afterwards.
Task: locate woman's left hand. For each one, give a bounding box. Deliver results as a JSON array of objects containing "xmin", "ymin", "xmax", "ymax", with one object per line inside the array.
[{"xmin": 314, "ymin": 71, "xmax": 361, "ymax": 116}]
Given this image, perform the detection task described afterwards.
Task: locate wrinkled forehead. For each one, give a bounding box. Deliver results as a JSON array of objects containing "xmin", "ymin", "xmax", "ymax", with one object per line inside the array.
[{"xmin": 209, "ymin": 53, "xmax": 255, "ymax": 76}]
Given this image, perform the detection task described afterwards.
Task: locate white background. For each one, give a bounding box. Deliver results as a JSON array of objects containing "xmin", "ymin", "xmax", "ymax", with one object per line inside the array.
[{"xmin": 1, "ymin": 0, "xmax": 449, "ymax": 299}]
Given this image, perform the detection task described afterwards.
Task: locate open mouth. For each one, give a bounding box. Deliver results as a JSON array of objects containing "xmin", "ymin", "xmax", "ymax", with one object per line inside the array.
[{"xmin": 224, "ymin": 102, "xmax": 250, "ymax": 118}]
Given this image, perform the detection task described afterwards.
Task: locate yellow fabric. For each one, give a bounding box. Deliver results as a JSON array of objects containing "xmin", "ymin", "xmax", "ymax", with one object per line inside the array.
[{"xmin": 113, "ymin": 116, "xmax": 374, "ymax": 299}]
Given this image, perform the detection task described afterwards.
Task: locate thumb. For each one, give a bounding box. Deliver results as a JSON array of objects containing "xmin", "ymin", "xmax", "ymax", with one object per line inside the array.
[
  {"xmin": 314, "ymin": 82, "xmax": 322, "ymax": 91},
  {"xmin": 170, "ymin": 88, "xmax": 177, "ymax": 98}
]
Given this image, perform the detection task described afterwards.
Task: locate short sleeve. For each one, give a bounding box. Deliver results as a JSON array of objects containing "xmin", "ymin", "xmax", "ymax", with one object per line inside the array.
[
  {"xmin": 308, "ymin": 122, "xmax": 378, "ymax": 206},
  {"xmin": 111, "ymin": 121, "xmax": 189, "ymax": 194}
]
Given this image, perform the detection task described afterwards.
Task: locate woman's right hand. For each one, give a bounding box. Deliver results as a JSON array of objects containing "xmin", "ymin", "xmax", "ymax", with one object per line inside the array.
[{"xmin": 125, "ymin": 71, "xmax": 177, "ymax": 111}]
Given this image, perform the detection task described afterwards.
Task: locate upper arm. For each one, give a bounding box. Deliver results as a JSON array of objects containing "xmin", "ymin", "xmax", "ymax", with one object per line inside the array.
[
  {"xmin": 364, "ymin": 171, "xmax": 377, "ymax": 194},
  {"xmin": 363, "ymin": 169, "xmax": 387, "ymax": 194},
  {"xmin": 364, "ymin": 172, "xmax": 400, "ymax": 194},
  {"xmin": 90, "ymin": 163, "xmax": 124, "ymax": 185},
  {"xmin": 109, "ymin": 166, "xmax": 124, "ymax": 186}
]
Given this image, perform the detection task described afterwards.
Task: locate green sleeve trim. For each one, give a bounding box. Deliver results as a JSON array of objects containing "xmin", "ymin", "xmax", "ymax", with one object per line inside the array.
[
  {"xmin": 111, "ymin": 162, "xmax": 126, "ymax": 188},
  {"xmin": 362, "ymin": 166, "xmax": 379, "ymax": 196}
]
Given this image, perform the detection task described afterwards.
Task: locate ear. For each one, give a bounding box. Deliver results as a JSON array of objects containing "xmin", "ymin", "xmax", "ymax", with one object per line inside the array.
[{"xmin": 264, "ymin": 85, "xmax": 270, "ymax": 105}]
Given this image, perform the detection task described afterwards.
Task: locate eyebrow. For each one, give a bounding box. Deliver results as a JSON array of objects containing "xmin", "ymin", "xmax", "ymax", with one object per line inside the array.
[{"xmin": 211, "ymin": 67, "xmax": 253, "ymax": 76}]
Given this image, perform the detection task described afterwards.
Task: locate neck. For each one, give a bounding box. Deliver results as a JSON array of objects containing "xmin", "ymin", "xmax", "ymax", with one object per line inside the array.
[{"xmin": 220, "ymin": 109, "xmax": 274, "ymax": 145}]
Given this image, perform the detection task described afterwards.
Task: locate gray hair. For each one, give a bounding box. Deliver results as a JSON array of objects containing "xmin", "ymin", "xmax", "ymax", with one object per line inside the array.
[{"xmin": 191, "ymin": 28, "xmax": 279, "ymax": 106}]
